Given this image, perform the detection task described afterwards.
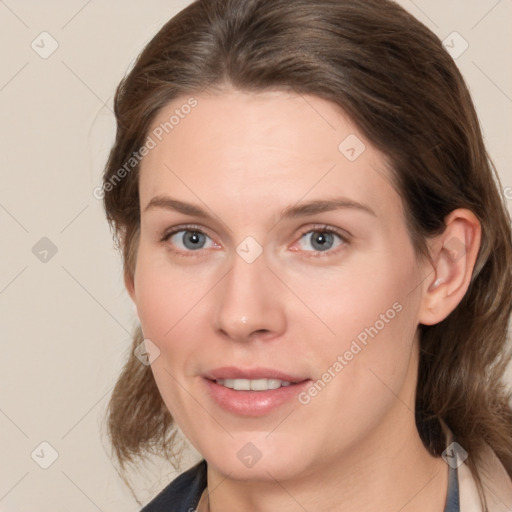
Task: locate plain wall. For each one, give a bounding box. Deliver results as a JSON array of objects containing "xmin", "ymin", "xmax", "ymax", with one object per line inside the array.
[{"xmin": 1, "ymin": 1, "xmax": 511, "ymax": 510}]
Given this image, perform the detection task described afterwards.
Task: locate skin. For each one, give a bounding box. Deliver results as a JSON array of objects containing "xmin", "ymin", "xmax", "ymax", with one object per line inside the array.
[{"xmin": 126, "ymin": 89, "xmax": 481, "ymax": 511}]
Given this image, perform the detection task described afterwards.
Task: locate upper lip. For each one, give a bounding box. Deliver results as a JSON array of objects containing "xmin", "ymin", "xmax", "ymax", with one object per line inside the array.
[{"xmin": 205, "ymin": 366, "xmax": 310, "ymax": 383}]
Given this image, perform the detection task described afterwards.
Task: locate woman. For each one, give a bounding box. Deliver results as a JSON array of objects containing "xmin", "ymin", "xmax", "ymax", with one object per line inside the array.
[{"xmin": 101, "ymin": 0, "xmax": 512, "ymax": 510}]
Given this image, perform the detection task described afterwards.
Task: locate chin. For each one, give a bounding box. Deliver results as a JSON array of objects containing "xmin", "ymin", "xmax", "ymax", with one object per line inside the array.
[{"xmin": 201, "ymin": 434, "xmax": 312, "ymax": 482}]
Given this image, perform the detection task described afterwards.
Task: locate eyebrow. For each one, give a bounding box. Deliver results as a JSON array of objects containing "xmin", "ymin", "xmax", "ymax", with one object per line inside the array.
[{"xmin": 143, "ymin": 195, "xmax": 376, "ymax": 219}]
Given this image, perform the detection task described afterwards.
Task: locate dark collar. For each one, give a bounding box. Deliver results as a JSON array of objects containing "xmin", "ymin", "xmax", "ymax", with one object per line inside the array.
[
  {"xmin": 444, "ymin": 463, "xmax": 460, "ymax": 512},
  {"xmin": 140, "ymin": 457, "xmax": 459, "ymax": 511},
  {"xmin": 140, "ymin": 459, "xmax": 207, "ymax": 512}
]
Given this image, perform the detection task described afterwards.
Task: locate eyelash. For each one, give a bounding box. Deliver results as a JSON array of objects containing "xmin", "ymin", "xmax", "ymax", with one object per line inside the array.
[
  {"xmin": 159, "ymin": 224, "xmax": 214, "ymax": 258},
  {"xmin": 295, "ymin": 224, "xmax": 349, "ymax": 258},
  {"xmin": 159, "ymin": 223, "xmax": 350, "ymax": 258}
]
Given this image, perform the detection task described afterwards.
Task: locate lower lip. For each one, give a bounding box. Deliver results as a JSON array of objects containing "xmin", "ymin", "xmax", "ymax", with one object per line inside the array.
[{"xmin": 203, "ymin": 378, "xmax": 311, "ymax": 416}]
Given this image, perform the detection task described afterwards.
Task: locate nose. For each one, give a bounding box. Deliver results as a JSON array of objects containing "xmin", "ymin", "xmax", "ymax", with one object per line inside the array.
[{"xmin": 212, "ymin": 250, "xmax": 287, "ymax": 343}]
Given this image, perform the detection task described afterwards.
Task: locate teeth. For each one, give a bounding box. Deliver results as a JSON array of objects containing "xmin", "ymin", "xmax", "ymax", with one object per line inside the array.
[{"xmin": 216, "ymin": 378, "xmax": 292, "ymax": 391}]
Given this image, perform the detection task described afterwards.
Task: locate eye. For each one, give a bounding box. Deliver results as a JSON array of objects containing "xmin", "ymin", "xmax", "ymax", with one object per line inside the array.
[
  {"xmin": 162, "ymin": 227, "xmax": 220, "ymax": 253},
  {"xmin": 295, "ymin": 227, "xmax": 347, "ymax": 253}
]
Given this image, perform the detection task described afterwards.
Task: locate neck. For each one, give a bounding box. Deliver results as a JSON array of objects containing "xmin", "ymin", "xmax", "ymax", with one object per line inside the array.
[{"xmin": 198, "ymin": 411, "xmax": 449, "ymax": 512}]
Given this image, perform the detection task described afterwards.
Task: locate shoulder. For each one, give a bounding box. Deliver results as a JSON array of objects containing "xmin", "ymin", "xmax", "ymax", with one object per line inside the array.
[
  {"xmin": 459, "ymin": 445, "xmax": 512, "ymax": 512},
  {"xmin": 140, "ymin": 460, "xmax": 207, "ymax": 512}
]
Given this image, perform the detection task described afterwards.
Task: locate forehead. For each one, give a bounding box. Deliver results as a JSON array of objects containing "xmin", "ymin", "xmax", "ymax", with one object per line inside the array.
[{"xmin": 138, "ymin": 89, "xmax": 402, "ymax": 223}]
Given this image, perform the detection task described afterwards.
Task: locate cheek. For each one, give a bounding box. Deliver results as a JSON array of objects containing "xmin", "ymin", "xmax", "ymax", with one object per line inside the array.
[
  {"xmin": 293, "ymin": 249, "xmax": 418, "ymax": 346},
  {"xmin": 334, "ymin": 287, "xmax": 419, "ymax": 417},
  {"xmin": 134, "ymin": 271, "xmax": 173, "ymax": 341},
  {"xmin": 132, "ymin": 253, "xmax": 204, "ymax": 417},
  {"xmin": 291, "ymin": 246, "xmax": 421, "ymax": 399},
  {"xmin": 133, "ymin": 247, "xmax": 206, "ymax": 341},
  {"xmin": 293, "ymin": 283, "xmax": 419, "ymax": 445}
]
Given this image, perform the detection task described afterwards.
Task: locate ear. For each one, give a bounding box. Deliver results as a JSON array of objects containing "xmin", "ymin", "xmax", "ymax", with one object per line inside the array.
[{"xmin": 418, "ymin": 208, "xmax": 481, "ymax": 326}]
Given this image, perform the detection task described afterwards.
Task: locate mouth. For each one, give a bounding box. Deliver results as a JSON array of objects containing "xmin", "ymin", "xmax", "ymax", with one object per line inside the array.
[
  {"xmin": 202, "ymin": 367, "xmax": 311, "ymax": 416},
  {"xmin": 214, "ymin": 378, "xmax": 294, "ymax": 391}
]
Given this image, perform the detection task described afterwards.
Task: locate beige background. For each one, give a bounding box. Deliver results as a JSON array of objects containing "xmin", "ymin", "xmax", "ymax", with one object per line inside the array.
[{"xmin": 0, "ymin": 1, "xmax": 511, "ymax": 511}]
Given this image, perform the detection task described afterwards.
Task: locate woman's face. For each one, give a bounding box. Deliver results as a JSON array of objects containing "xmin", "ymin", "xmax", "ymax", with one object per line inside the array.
[{"xmin": 130, "ymin": 89, "xmax": 430, "ymax": 480}]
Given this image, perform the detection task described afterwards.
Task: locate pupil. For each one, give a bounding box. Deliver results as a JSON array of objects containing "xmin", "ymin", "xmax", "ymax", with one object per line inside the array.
[
  {"xmin": 312, "ymin": 231, "xmax": 333, "ymax": 251},
  {"xmin": 183, "ymin": 231, "xmax": 205, "ymax": 249}
]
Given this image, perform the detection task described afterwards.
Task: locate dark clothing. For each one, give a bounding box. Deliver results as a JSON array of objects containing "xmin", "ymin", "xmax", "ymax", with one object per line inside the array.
[
  {"xmin": 140, "ymin": 458, "xmax": 459, "ymax": 511},
  {"xmin": 141, "ymin": 460, "xmax": 207, "ymax": 512}
]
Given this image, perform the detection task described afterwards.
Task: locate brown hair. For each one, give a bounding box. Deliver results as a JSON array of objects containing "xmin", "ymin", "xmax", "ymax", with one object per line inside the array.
[{"xmin": 102, "ymin": 0, "xmax": 512, "ymax": 506}]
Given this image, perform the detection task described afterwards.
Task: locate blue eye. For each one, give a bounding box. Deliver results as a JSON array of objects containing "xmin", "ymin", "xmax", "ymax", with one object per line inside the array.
[
  {"xmin": 167, "ymin": 229, "xmax": 216, "ymax": 251},
  {"xmin": 298, "ymin": 230, "xmax": 344, "ymax": 252},
  {"xmin": 161, "ymin": 225, "xmax": 347, "ymax": 257}
]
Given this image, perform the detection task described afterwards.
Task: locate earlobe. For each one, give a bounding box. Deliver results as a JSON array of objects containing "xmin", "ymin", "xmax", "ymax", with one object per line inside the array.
[{"xmin": 418, "ymin": 209, "xmax": 481, "ymax": 326}]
